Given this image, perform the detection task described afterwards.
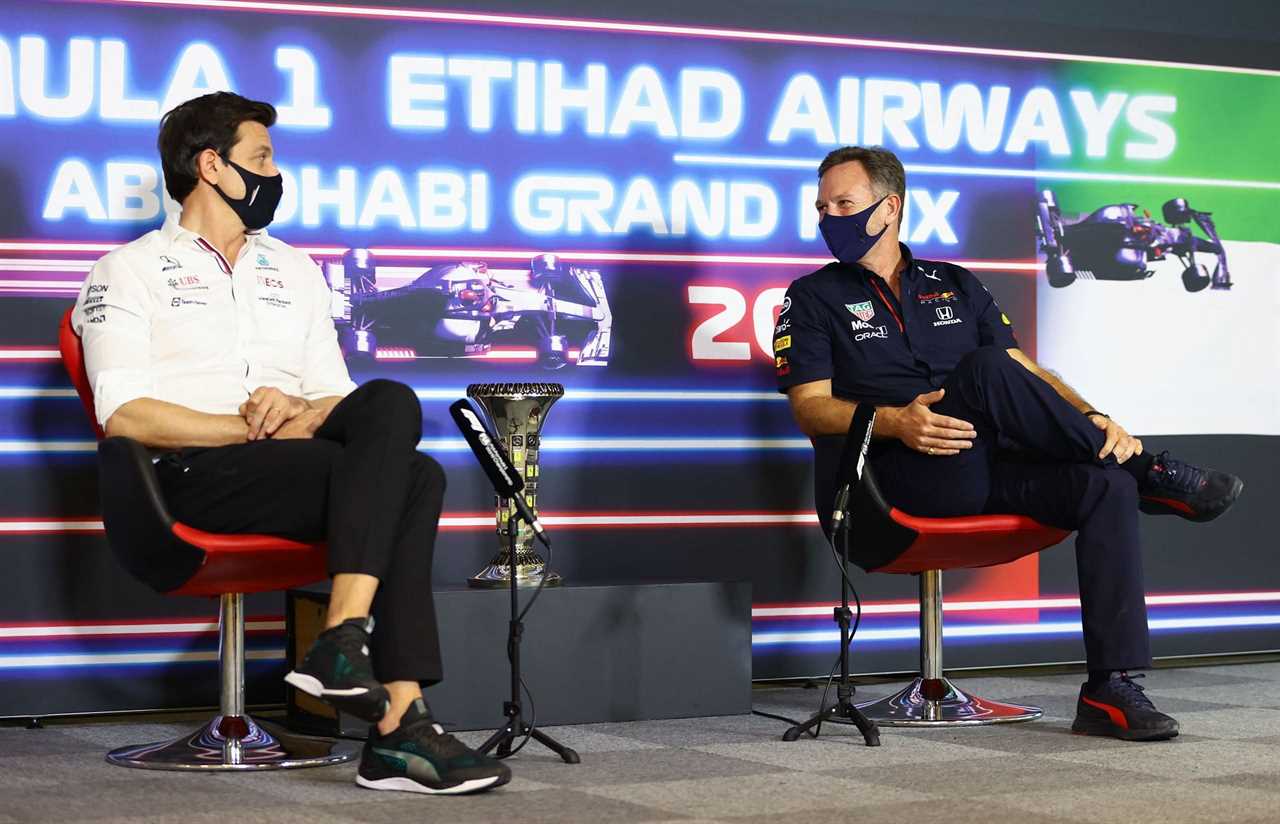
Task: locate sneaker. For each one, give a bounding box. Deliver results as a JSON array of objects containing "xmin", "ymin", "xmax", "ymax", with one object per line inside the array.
[
  {"xmin": 357, "ymin": 698, "xmax": 511, "ymax": 795},
  {"xmin": 284, "ymin": 616, "xmax": 390, "ymax": 723},
  {"xmin": 1138, "ymin": 451, "xmax": 1243, "ymax": 522},
  {"xmin": 1072, "ymin": 673, "xmax": 1179, "ymax": 741}
]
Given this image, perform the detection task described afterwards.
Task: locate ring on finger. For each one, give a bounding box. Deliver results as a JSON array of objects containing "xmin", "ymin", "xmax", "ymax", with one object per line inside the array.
[{"xmin": 927, "ymin": 446, "xmax": 934, "ymax": 455}]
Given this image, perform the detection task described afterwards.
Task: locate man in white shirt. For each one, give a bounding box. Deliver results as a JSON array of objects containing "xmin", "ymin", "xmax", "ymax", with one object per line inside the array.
[{"xmin": 73, "ymin": 92, "xmax": 509, "ymax": 796}]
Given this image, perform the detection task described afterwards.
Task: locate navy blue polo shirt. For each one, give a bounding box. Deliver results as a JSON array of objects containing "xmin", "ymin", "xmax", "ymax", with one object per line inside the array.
[{"xmin": 774, "ymin": 244, "xmax": 1018, "ymax": 406}]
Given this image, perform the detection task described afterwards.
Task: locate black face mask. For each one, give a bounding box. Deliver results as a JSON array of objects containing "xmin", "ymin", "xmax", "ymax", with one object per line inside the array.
[{"xmin": 212, "ymin": 158, "xmax": 284, "ymax": 231}]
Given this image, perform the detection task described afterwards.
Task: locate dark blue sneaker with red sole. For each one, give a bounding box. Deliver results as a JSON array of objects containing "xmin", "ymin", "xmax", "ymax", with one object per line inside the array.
[
  {"xmin": 1138, "ymin": 451, "xmax": 1243, "ymax": 523},
  {"xmin": 1072, "ymin": 673, "xmax": 1179, "ymax": 742}
]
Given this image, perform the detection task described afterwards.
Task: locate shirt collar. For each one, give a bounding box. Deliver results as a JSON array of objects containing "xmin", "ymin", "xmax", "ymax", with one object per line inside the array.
[
  {"xmin": 897, "ymin": 243, "xmax": 917, "ymax": 280},
  {"xmin": 160, "ymin": 213, "xmax": 197, "ymax": 251},
  {"xmin": 160, "ymin": 213, "xmax": 271, "ymax": 255},
  {"xmin": 833, "ymin": 242, "xmax": 916, "ymax": 283}
]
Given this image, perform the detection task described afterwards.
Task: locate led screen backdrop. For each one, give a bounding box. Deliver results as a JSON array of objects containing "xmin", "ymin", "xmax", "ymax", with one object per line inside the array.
[{"xmin": 1, "ymin": 0, "xmax": 1276, "ymax": 717}]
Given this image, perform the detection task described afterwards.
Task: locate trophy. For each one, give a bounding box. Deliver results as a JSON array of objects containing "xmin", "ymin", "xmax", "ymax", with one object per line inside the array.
[{"xmin": 466, "ymin": 382, "xmax": 564, "ymax": 588}]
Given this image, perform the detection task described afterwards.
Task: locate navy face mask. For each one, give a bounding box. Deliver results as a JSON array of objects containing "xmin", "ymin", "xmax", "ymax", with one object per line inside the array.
[
  {"xmin": 212, "ymin": 158, "xmax": 284, "ymax": 231},
  {"xmin": 819, "ymin": 196, "xmax": 888, "ymax": 264}
]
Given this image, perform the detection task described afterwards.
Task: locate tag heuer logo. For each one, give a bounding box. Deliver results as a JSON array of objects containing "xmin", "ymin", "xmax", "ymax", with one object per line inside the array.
[{"xmin": 846, "ymin": 301, "xmax": 875, "ymax": 322}]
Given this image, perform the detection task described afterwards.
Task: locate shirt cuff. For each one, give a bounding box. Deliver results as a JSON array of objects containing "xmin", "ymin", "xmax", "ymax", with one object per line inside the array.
[
  {"xmin": 776, "ymin": 368, "xmax": 832, "ymax": 394},
  {"xmin": 92, "ymin": 370, "xmax": 156, "ymax": 429}
]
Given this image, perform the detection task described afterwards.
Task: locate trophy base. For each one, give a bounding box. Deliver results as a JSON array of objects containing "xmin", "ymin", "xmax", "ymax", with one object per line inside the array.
[{"xmin": 468, "ymin": 559, "xmax": 563, "ymax": 589}]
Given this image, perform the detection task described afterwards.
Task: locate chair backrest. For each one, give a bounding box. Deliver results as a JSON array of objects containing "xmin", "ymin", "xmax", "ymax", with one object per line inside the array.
[
  {"xmin": 58, "ymin": 307, "xmax": 105, "ymax": 439},
  {"xmin": 57, "ymin": 308, "xmax": 208, "ymax": 590}
]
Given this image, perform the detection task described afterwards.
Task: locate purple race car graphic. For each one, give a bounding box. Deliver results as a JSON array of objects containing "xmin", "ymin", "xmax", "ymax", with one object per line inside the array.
[
  {"xmin": 1035, "ymin": 190, "xmax": 1232, "ymax": 292},
  {"xmin": 324, "ymin": 251, "xmax": 612, "ymax": 370}
]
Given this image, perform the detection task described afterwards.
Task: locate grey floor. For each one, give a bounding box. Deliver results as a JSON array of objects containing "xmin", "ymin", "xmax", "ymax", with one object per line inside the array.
[{"xmin": 4, "ymin": 662, "xmax": 1280, "ymax": 823}]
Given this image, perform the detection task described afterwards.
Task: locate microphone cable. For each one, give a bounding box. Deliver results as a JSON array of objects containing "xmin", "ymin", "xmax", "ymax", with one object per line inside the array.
[
  {"xmin": 498, "ymin": 505, "xmax": 556, "ymax": 757},
  {"xmin": 809, "ymin": 521, "xmax": 863, "ymax": 738},
  {"xmin": 750, "ymin": 519, "xmax": 864, "ymax": 735}
]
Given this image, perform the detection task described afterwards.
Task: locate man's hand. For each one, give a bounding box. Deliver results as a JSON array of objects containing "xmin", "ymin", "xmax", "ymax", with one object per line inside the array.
[
  {"xmin": 272, "ymin": 407, "xmax": 327, "ymax": 440},
  {"xmin": 239, "ymin": 387, "xmax": 311, "ymax": 440},
  {"xmin": 883, "ymin": 389, "xmax": 976, "ymax": 456},
  {"xmin": 1091, "ymin": 414, "xmax": 1143, "ymax": 463}
]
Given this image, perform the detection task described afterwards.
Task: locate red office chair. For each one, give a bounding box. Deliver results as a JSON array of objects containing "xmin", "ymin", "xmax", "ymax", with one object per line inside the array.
[
  {"xmin": 813, "ymin": 424, "xmax": 1071, "ymax": 726},
  {"xmin": 59, "ymin": 307, "xmax": 354, "ymax": 769}
]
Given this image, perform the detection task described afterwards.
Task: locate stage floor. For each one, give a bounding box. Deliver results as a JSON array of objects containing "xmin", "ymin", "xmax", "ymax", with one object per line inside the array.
[{"xmin": 4, "ymin": 661, "xmax": 1280, "ymax": 823}]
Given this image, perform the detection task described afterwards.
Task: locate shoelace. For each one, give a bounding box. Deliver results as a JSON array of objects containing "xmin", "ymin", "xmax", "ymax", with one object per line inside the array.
[
  {"xmin": 1149, "ymin": 451, "xmax": 1206, "ymax": 494},
  {"xmin": 403, "ymin": 720, "xmax": 473, "ymax": 759},
  {"xmin": 1111, "ymin": 672, "xmax": 1156, "ymax": 710},
  {"xmin": 322, "ymin": 624, "xmax": 374, "ymax": 676}
]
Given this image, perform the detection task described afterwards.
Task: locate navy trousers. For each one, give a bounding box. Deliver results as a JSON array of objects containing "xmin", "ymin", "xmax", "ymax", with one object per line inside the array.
[{"xmin": 866, "ymin": 347, "xmax": 1150, "ymax": 671}]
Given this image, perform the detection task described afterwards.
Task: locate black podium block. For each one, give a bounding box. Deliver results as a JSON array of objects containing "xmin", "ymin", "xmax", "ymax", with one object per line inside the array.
[{"xmin": 286, "ymin": 580, "xmax": 752, "ymax": 737}]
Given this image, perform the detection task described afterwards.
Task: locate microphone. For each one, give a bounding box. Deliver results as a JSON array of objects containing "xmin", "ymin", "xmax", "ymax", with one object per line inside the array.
[
  {"xmin": 449, "ymin": 399, "xmax": 550, "ymax": 547},
  {"xmin": 831, "ymin": 403, "xmax": 876, "ymax": 527}
]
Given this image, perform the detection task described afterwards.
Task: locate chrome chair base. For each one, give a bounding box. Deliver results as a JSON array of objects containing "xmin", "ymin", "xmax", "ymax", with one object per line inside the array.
[
  {"xmin": 106, "ymin": 713, "xmax": 358, "ymax": 771},
  {"xmin": 855, "ymin": 676, "xmax": 1043, "ymax": 727}
]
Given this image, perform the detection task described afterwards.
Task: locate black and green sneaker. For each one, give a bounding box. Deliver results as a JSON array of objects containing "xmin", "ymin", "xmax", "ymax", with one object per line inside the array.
[
  {"xmin": 357, "ymin": 699, "xmax": 511, "ymax": 795},
  {"xmin": 284, "ymin": 616, "xmax": 389, "ymax": 722}
]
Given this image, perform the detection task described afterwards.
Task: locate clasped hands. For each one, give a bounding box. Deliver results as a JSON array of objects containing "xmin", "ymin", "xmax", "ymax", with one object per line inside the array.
[
  {"xmin": 882, "ymin": 389, "xmax": 1142, "ymax": 462},
  {"xmin": 238, "ymin": 386, "xmax": 325, "ymax": 440}
]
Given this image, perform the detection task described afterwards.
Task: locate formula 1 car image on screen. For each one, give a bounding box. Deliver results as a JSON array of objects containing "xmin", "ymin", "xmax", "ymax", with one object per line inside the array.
[
  {"xmin": 1035, "ymin": 190, "xmax": 1232, "ymax": 292},
  {"xmin": 324, "ymin": 250, "xmax": 612, "ymax": 369}
]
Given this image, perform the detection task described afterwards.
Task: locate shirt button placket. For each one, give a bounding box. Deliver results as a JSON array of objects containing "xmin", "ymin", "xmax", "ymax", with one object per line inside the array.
[{"xmin": 232, "ymin": 259, "xmax": 254, "ymax": 391}]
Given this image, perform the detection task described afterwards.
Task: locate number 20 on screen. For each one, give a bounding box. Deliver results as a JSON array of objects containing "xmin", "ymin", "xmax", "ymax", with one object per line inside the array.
[{"xmin": 687, "ymin": 285, "xmax": 787, "ymax": 364}]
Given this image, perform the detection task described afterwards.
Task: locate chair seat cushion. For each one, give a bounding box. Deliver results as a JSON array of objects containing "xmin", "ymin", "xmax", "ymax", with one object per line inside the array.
[
  {"xmin": 168, "ymin": 523, "xmax": 328, "ymax": 597},
  {"xmin": 869, "ymin": 509, "xmax": 1070, "ymax": 574}
]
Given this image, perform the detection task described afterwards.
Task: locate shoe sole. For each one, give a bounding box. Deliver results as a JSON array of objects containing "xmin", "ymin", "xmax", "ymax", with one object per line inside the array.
[
  {"xmin": 284, "ymin": 671, "xmax": 390, "ymax": 723},
  {"xmin": 1071, "ymin": 719, "xmax": 1179, "ymax": 742},
  {"xmin": 1140, "ymin": 476, "xmax": 1244, "ymax": 523},
  {"xmin": 355, "ymin": 774, "xmax": 507, "ymax": 795}
]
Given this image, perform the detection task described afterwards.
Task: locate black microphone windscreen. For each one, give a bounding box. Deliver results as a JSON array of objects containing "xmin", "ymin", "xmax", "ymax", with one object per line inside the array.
[
  {"xmin": 832, "ymin": 403, "xmax": 876, "ymax": 516},
  {"xmin": 448, "ymin": 400, "xmax": 524, "ymax": 497}
]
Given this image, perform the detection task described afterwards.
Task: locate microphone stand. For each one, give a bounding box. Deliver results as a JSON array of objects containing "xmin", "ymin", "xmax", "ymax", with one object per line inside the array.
[
  {"xmin": 782, "ymin": 494, "xmax": 880, "ymax": 745},
  {"xmin": 782, "ymin": 405, "xmax": 880, "ymax": 747},
  {"xmin": 477, "ymin": 506, "xmax": 580, "ymax": 764}
]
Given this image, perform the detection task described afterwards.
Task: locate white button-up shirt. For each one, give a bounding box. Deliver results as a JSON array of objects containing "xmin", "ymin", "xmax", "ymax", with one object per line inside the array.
[{"xmin": 73, "ymin": 216, "xmax": 357, "ymax": 429}]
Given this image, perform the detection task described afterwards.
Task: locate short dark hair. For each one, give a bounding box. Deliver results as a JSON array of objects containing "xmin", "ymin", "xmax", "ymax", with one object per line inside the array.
[
  {"xmin": 158, "ymin": 92, "xmax": 277, "ymax": 203},
  {"xmin": 817, "ymin": 146, "xmax": 906, "ymax": 202}
]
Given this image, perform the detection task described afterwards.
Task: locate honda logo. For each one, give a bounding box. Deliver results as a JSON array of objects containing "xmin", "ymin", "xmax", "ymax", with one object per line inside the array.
[{"xmin": 936, "ymin": 306, "xmax": 954, "ymax": 320}]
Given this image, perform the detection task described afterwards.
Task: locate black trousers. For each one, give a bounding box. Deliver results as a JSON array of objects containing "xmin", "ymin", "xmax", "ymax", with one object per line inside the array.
[
  {"xmin": 864, "ymin": 347, "xmax": 1150, "ymax": 671},
  {"xmin": 155, "ymin": 379, "xmax": 446, "ymax": 685}
]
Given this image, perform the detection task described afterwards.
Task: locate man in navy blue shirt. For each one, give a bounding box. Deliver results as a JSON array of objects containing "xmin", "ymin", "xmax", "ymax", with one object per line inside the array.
[{"xmin": 777, "ymin": 146, "xmax": 1243, "ymax": 742}]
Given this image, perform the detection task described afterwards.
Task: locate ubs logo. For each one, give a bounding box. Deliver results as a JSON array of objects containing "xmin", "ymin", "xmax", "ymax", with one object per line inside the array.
[{"xmin": 167, "ymin": 275, "xmax": 206, "ymax": 291}]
